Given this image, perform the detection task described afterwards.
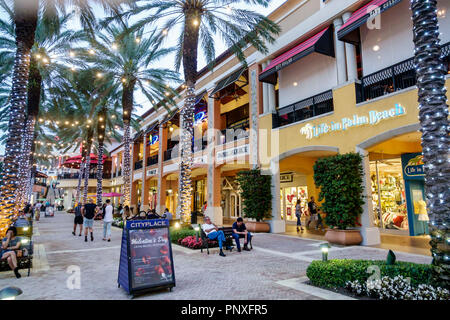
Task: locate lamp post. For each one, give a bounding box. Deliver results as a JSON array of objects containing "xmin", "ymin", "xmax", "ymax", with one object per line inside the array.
[
  {"xmin": 0, "ymin": 287, "xmax": 23, "ymax": 300},
  {"xmin": 320, "ymin": 243, "xmax": 331, "ymax": 262}
]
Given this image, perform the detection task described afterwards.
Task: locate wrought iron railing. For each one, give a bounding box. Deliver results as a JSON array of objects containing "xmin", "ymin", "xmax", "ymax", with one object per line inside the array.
[
  {"xmin": 134, "ymin": 160, "xmax": 143, "ymax": 170},
  {"xmin": 358, "ymin": 41, "xmax": 450, "ymax": 102},
  {"xmin": 164, "ymin": 146, "xmax": 179, "ymax": 161},
  {"xmin": 147, "ymin": 155, "xmax": 159, "ymax": 166},
  {"xmin": 272, "ymin": 90, "xmax": 334, "ymax": 129},
  {"xmin": 57, "ymin": 173, "xmax": 111, "ymax": 180},
  {"xmin": 219, "ymin": 119, "xmax": 250, "ymax": 144}
]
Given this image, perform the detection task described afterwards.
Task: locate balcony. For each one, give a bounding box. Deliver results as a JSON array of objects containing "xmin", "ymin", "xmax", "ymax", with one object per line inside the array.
[
  {"xmin": 358, "ymin": 41, "xmax": 450, "ymax": 103},
  {"xmin": 134, "ymin": 159, "xmax": 143, "ymax": 170},
  {"xmin": 272, "ymin": 90, "xmax": 334, "ymax": 129},
  {"xmin": 164, "ymin": 146, "xmax": 179, "ymax": 161},
  {"xmin": 192, "ymin": 138, "xmax": 208, "ymax": 152},
  {"xmin": 57, "ymin": 173, "xmax": 111, "ymax": 180},
  {"xmin": 147, "ymin": 155, "xmax": 159, "ymax": 166},
  {"xmin": 219, "ymin": 119, "xmax": 250, "ymax": 144}
]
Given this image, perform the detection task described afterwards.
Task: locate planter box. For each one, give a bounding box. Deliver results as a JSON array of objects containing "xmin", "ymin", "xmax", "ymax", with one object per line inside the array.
[
  {"xmin": 246, "ymin": 221, "xmax": 270, "ymax": 233},
  {"xmin": 325, "ymin": 229, "xmax": 362, "ymax": 246}
]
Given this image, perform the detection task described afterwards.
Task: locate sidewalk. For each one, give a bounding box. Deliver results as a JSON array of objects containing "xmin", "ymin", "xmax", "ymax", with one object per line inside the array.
[{"xmin": 0, "ymin": 212, "xmax": 432, "ymax": 300}]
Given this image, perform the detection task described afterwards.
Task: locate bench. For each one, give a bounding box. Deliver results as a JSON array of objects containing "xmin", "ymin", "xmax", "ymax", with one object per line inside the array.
[
  {"xmin": 0, "ymin": 236, "xmax": 33, "ymax": 277},
  {"xmin": 200, "ymin": 227, "xmax": 235, "ymax": 255}
]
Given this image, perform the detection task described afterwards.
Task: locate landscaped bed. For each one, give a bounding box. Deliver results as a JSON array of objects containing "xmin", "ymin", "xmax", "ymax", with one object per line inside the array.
[{"xmin": 306, "ymin": 259, "xmax": 449, "ymax": 300}]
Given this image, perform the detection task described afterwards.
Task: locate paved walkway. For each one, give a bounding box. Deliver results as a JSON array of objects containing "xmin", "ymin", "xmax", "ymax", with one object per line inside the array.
[{"xmin": 0, "ymin": 212, "xmax": 432, "ymax": 300}]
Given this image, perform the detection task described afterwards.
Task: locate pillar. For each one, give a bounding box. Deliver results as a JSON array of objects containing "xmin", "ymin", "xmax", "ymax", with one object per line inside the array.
[
  {"xmin": 262, "ymin": 62, "xmax": 269, "ymax": 114},
  {"xmin": 333, "ymin": 17, "xmax": 347, "ymax": 85},
  {"xmin": 269, "ymin": 158, "xmax": 285, "ymax": 233},
  {"xmin": 267, "ymin": 60, "xmax": 277, "ymax": 113},
  {"xmin": 342, "ymin": 12, "xmax": 359, "ymax": 82},
  {"xmin": 249, "ymin": 64, "xmax": 260, "ymax": 169},
  {"xmin": 206, "ymin": 92, "xmax": 223, "ymax": 226},
  {"xmin": 356, "ymin": 147, "xmax": 381, "ymax": 245},
  {"xmin": 156, "ymin": 122, "xmax": 168, "ymax": 215}
]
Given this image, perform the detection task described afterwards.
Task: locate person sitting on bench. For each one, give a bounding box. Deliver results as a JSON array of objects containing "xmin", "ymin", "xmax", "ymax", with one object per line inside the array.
[
  {"xmin": 0, "ymin": 227, "xmax": 22, "ymax": 278},
  {"xmin": 232, "ymin": 217, "xmax": 252, "ymax": 252},
  {"xmin": 201, "ymin": 216, "xmax": 227, "ymax": 257}
]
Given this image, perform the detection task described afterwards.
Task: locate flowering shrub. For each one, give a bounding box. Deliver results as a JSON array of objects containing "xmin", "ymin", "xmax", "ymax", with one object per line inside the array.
[
  {"xmin": 112, "ymin": 218, "xmax": 124, "ymax": 228},
  {"xmin": 346, "ymin": 276, "xmax": 449, "ymax": 300},
  {"xmin": 177, "ymin": 236, "xmax": 218, "ymax": 249}
]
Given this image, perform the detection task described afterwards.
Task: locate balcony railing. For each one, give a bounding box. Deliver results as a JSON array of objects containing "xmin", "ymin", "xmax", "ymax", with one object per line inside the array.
[
  {"xmin": 164, "ymin": 146, "xmax": 179, "ymax": 161},
  {"xmin": 192, "ymin": 138, "xmax": 208, "ymax": 152},
  {"xmin": 219, "ymin": 119, "xmax": 250, "ymax": 144},
  {"xmin": 147, "ymin": 155, "xmax": 159, "ymax": 166},
  {"xmin": 272, "ymin": 90, "xmax": 334, "ymax": 129},
  {"xmin": 134, "ymin": 159, "xmax": 143, "ymax": 170},
  {"xmin": 358, "ymin": 41, "xmax": 450, "ymax": 103},
  {"xmin": 57, "ymin": 173, "xmax": 111, "ymax": 180}
]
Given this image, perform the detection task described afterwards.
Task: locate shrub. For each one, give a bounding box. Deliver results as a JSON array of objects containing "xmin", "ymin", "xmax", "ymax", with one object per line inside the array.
[
  {"xmin": 313, "ymin": 153, "xmax": 364, "ymax": 229},
  {"xmin": 170, "ymin": 226, "xmax": 196, "ymax": 243},
  {"xmin": 346, "ymin": 276, "xmax": 449, "ymax": 300},
  {"xmin": 177, "ymin": 236, "xmax": 218, "ymax": 249},
  {"xmin": 306, "ymin": 259, "xmax": 433, "ymax": 288},
  {"xmin": 236, "ymin": 168, "xmax": 272, "ymax": 222}
]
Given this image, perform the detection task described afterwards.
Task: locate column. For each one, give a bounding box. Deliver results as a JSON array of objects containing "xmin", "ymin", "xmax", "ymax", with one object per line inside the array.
[
  {"xmin": 333, "ymin": 17, "xmax": 347, "ymax": 85},
  {"xmin": 262, "ymin": 62, "xmax": 269, "ymax": 114},
  {"xmin": 130, "ymin": 142, "xmax": 139, "ymax": 211},
  {"xmin": 141, "ymin": 134, "xmax": 149, "ymax": 211},
  {"xmin": 342, "ymin": 12, "xmax": 359, "ymax": 82},
  {"xmin": 356, "ymin": 147, "xmax": 381, "ymax": 245},
  {"xmin": 266, "ymin": 60, "xmax": 277, "ymax": 113},
  {"xmin": 206, "ymin": 92, "xmax": 223, "ymax": 226},
  {"xmin": 156, "ymin": 122, "xmax": 168, "ymax": 215},
  {"xmin": 269, "ymin": 158, "xmax": 285, "ymax": 233},
  {"xmin": 249, "ymin": 65, "xmax": 260, "ymax": 169}
]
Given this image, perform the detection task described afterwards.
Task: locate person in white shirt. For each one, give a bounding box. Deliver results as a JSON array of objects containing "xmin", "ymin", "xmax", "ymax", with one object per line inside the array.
[
  {"xmin": 201, "ymin": 216, "xmax": 227, "ymax": 257},
  {"xmin": 163, "ymin": 208, "xmax": 173, "ymax": 220},
  {"xmin": 102, "ymin": 199, "xmax": 114, "ymax": 242}
]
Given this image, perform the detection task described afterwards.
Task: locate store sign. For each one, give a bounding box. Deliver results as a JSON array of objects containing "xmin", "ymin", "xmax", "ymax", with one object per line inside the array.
[
  {"xmin": 280, "ymin": 173, "xmax": 293, "ymax": 183},
  {"xmin": 401, "ymin": 153, "xmax": 425, "ymax": 180},
  {"xmin": 163, "ymin": 163, "xmax": 179, "ymax": 173},
  {"xmin": 118, "ymin": 219, "xmax": 175, "ymax": 296},
  {"xmin": 216, "ymin": 144, "xmax": 249, "ymax": 162},
  {"xmin": 133, "ymin": 171, "xmax": 143, "ymax": 181},
  {"xmin": 300, "ymin": 104, "xmax": 406, "ymax": 139},
  {"xmin": 146, "ymin": 168, "xmax": 158, "ymax": 177}
]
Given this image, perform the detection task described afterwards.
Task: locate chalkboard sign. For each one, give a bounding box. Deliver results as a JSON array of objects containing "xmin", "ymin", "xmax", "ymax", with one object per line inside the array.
[{"xmin": 118, "ymin": 219, "xmax": 175, "ymax": 297}]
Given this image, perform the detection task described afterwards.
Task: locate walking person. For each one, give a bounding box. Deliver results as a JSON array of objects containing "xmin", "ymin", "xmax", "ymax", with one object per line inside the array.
[
  {"xmin": 295, "ymin": 200, "xmax": 304, "ymax": 232},
  {"xmin": 307, "ymin": 196, "xmax": 320, "ymax": 229},
  {"xmin": 72, "ymin": 202, "xmax": 83, "ymax": 236},
  {"xmin": 102, "ymin": 199, "xmax": 114, "ymax": 242},
  {"xmin": 39, "ymin": 201, "xmax": 45, "ymax": 220},
  {"xmin": 82, "ymin": 198, "xmax": 99, "ymax": 242}
]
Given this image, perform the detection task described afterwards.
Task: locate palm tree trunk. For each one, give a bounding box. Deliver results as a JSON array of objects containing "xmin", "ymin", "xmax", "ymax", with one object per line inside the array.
[
  {"xmin": 121, "ymin": 82, "xmax": 135, "ymax": 207},
  {"xmin": 82, "ymin": 141, "xmax": 93, "ymax": 205},
  {"xmin": 0, "ymin": 0, "xmax": 38, "ymax": 235},
  {"xmin": 178, "ymin": 12, "xmax": 200, "ymax": 223},
  {"xmin": 75, "ymin": 162, "xmax": 85, "ymax": 204},
  {"xmin": 96, "ymin": 142, "xmax": 104, "ymax": 206},
  {"xmin": 18, "ymin": 116, "xmax": 36, "ymax": 207},
  {"xmin": 411, "ymin": 0, "xmax": 450, "ymax": 288}
]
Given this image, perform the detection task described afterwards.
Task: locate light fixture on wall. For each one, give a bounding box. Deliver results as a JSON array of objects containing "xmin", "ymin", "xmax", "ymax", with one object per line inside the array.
[
  {"xmin": 293, "ymin": 82, "xmax": 298, "ymax": 87},
  {"xmin": 372, "ymin": 45, "xmax": 380, "ymax": 52}
]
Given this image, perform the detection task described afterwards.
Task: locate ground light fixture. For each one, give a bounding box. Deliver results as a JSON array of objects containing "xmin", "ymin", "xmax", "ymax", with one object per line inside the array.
[
  {"xmin": 174, "ymin": 222, "xmax": 181, "ymax": 229},
  {"xmin": 320, "ymin": 243, "xmax": 331, "ymax": 262},
  {"xmin": 194, "ymin": 225, "xmax": 200, "ymax": 241},
  {"xmin": 0, "ymin": 287, "xmax": 23, "ymax": 300}
]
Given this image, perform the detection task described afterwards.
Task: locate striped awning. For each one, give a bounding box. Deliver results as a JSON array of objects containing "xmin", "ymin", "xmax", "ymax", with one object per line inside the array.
[
  {"xmin": 259, "ymin": 27, "xmax": 334, "ymax": 84},
  {"xmin": 338, "ymin": 0, "xmax": 403, "ymax": 44}
]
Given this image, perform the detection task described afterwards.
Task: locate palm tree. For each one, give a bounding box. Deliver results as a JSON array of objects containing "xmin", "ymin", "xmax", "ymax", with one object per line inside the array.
[
  {"xmin": 79, "ymin": 23, "xmax": 181, "ymax": 207},
  {"xmin": 410, "ymin": 0, "xmax": 449, "ymax": 288},
  {"xmin": 123, "ymin": 0, "xmax": 280, "ymax": 221}
]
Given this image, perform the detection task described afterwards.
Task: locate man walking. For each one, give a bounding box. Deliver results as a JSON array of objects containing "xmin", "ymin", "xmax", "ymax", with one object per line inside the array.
[
  {"xmin": 102, "ymin": 199, "xmax": 114, "ymax": 242},
  {"xmin": 82, "ymin": 198, "xmax": 98, "ymax": 242},
  {"xmin": 72, "ymin": 202, "xmax": 83, "ymax": 236},
  {"xmin": 307, "ymin": 196, "xmax": 322, "ymax": 230},
  {"xmin": 201, "ymin": 216, "xmax": 227, "ymax": 257},
  {"xmin": 232, "ymin": 217, "xmax": 252, "ymax": 252}
]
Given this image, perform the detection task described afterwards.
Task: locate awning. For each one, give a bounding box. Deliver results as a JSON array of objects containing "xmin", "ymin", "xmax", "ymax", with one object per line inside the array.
[
  {"xmin": 209, "ymin": 67, "xmax": 247, "ymax": 97},
  {"xmin": 259, "ymin": 27, "xmax": 334, "ymax": 84},
  {"xmin": 338, "ymin": 0, "xmax": 403, "ymax": 44}
]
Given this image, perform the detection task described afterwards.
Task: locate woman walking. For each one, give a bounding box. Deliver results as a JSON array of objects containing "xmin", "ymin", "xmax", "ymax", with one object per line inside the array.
[
  {"xmin": 295, "ymin": 200, "xmax": 304, "ymax": 232},
  {"xmin": 102, "ymin": 199, "xmax": 114, "ymax": 242}
]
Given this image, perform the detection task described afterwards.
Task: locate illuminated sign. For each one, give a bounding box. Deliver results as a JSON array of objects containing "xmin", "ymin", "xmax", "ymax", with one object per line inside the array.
[
  {"xmin": 194, "ymin": 111, "xmax": 206, "ymax": 126},
  {"xmin": 300, "ymin": 104, "xmax": 406, "ymax": 139}
]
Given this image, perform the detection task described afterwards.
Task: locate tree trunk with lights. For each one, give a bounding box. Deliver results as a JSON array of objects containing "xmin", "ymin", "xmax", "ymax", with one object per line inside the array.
[
  {"xmin": 0, "ymin": 0, "xmax": 38, "ymax": 236},
  {"xmin": 82, "ymin": 129, "xmax": 94, "ymax": 205},
  {"xmin": 411, "ymin": 0, "xmax": 450, "ymax": 288},
  {"xmin": 121, "ymin": 80, "xmax": 135, "ymax": 207},
  {"xmin": 178, "ymin": 11, "xmax": 200, "ymax": 223},
  {"xmin": 96, "ymin": 108, "xmax": 106, "ymax": 206},
  {"xmin": 75, "ymin": 145, "xmax": 87, "ymax": 204}
]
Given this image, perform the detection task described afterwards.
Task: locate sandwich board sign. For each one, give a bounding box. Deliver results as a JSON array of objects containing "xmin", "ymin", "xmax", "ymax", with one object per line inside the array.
[{"xmin": 118, "ymin": 219, "xmax": 175, "ymax": 297}]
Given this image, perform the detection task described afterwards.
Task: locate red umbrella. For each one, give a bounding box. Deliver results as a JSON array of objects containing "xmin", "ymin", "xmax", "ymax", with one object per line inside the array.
[
  {"xmin": 61, "ymin": 154, "xmax": 107, "ymax": 168},
  {"xmin": 102, "ymin": 192, "xmax": 123, "ymax": 197}
]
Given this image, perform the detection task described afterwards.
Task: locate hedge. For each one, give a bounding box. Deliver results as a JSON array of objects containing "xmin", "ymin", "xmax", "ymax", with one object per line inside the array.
[
  {"xmin": 306, "ymin": 259, "xmax": 433, "ymax": 288},
  {"xmin": 170, "ymin": 226, "xmax": 197, "ymax": 243}
]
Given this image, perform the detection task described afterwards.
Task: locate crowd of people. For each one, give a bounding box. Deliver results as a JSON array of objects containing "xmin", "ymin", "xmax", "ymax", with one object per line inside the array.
[{"xmin": 295, "ymin": 196, "xmax": 324, "ymax": 233}]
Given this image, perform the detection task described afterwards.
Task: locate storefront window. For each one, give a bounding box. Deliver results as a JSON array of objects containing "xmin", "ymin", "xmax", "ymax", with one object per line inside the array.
[
  {"xmin": 370, "ymin": 159, "xmax": 408, "ymax": 231},
  {"xmin": 193, "ymin": 179, "xmax": 207, "ymax": 214},
  {"xmin": 280, "ymin": 186, "xmax": 308, "ymax": 221}
]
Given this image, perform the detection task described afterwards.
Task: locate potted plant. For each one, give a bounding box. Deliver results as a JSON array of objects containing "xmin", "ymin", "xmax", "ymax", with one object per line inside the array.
[
  {"xmin": 236, "ymin": 168, "xmax": 272, "ymax": 233},
  {"xmin": 313, "ymin": 153, "xmax": 364, "ymax": 245}
]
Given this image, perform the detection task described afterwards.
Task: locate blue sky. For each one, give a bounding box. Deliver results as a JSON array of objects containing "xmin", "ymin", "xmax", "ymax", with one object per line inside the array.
[{"xmin": 0, "ymin": 0, "xmax": 287, "ymax": 154}]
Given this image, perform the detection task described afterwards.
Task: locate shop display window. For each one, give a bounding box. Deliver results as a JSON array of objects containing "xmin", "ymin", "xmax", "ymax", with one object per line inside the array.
[
  {"xmin": 370, "ymin": 159, "xmax": 408, "ymax": 231},
  {"xmin": 280, "ymin": 186, "xmax": 308, "ymax": 221}
]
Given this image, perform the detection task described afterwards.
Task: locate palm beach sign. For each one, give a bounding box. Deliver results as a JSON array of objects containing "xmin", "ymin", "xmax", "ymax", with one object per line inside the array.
[{"xmin": 300, "ymin": 103, "xmax": 406, "ymax": 139}]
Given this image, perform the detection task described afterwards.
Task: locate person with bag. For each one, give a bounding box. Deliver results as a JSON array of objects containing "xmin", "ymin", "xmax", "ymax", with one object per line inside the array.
[
  {"xmin": 295, "ymin": 199, "xmax": 304, "ymax": 232},
  {"xmin": 307, "ymin": 196, "xmax": 318, "ymax": 229}
]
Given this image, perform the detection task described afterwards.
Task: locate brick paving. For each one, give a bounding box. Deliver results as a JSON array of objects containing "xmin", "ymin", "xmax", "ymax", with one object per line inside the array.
[{"xmin": 0, "ymin": 212, "xmax": 431, "ymax": 300}]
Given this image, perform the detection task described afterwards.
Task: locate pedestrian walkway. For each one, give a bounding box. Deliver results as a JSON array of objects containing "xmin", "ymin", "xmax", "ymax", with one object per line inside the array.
[{"xmin": 0, "ymin": 212, "xmax": 431, "ymax": 300}]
